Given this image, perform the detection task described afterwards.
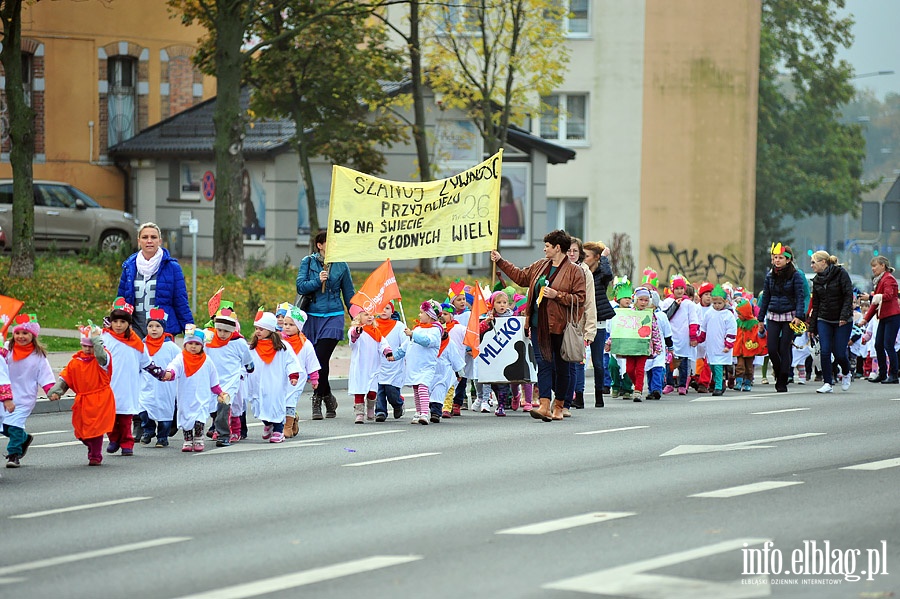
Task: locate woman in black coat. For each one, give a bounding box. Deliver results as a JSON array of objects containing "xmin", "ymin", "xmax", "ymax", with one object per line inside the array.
[
  {"xmin": 583, "ymin": 242, "xmax": 615, "ymax": 407},
  {"xmin": 807, "ymin": 251, "xmax": 854, "ymax": 393},
  {"xmin": 758, "ymin": 244, "xmax": 808, "ymax": 393}
]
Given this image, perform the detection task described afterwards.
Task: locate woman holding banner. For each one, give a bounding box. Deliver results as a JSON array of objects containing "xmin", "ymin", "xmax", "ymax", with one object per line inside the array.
[
  {"xmin": 490, "ymin": 229, "xmax": 586, "ymax": 422},
  {"xmin": 296, "ymin": 231, "xmax": 356, "ymax": 419}
]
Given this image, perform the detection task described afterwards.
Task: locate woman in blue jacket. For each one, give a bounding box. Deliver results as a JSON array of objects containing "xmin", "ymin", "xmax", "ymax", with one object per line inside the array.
[
  {"xmin": 295, "ymin": 230, "xmax": 355, "ymax": 420},
  {"xmin": 757, "ymin": 243, "xmax": 808, "ymax": 393},
  {"xmin": 117, "ymin": 223, "xmax": 193, "ymax": 338}
]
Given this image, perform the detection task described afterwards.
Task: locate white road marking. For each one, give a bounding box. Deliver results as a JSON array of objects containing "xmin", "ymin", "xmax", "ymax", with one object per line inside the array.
[
  {"xmin": 195, "ymin": 443, "xmax": 325, "ymax": 455},
  {"xmin": 750, "ymin": 408, "xmax": 810, "ymax": 415},
  {"xmin": 30, "ymin": 430, "xmax": 69, "ymax": 436},
  {"xmin": 0, "ymin": 577, "xmax": 26, "ymax": 585},
  {"xmin": 689, "ymin": 481, "xmax": 804, "ymax": 498},
  {"xmin": 496, "ymin": 512, "xmax": 635, "ymax": 535},
  {"xmin": 576, "ymin": 426, "xmax": 649, "ymax": 436},
  {"xmin": 295, "ymin": 430, "xmax": 405, "ymax": 444},
  {"xmin": 171, "ymin": 555, "xmax": 422, "ymax": 599},
  {"xmin": 661, "ymin": 433, "xmax": 826, "ymax": 457},
  {"xmin": 342, "ymin": 452, "xmax": 440, "ymax": 467},
  {"xmin": 841, "ymin": 457, "xmax": 900, "ymax": 471},
  {"xmin": 0, "ymin": 537, "xmax": 191, "ymax": 576},
  {"xmin": 691, "ymin": 393, "xmax": 765, "ymax": 402},
  {"xmin": 9, "ymin": 496, "xmax": 152, "ymax": 519},
  {"xmin": 544, "ymin": 537, "xmax": 771, "ymax": 598},
  {"xmin": 29, "ymin": 441, "xmax": 83, "ymax": 448}
]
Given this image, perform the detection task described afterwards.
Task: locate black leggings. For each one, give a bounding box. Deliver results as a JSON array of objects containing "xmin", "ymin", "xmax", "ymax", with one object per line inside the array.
[
  {"xmin": 314, "ymin": 337, "xmax": 340, "ymax": 396},
  {"xmin": 766, "ymin": 319, "xmax": 794, "ymax": 385}
]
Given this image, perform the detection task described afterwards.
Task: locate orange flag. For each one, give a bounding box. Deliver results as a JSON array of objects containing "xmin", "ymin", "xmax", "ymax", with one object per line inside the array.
[
  {"xmin": 207, "ymin": 287, "xmax": 225, "ymax": 317},
  {"xmin": 0, "ymin": 295, "xmax": 24, "ymax": 340},
  {"xmin": 464, "ymin": 282, "xmax": 488, "ymax": 358},
  {"xmin": 350, "ymin": 259, "xmax": 402, "ymax": 315}
]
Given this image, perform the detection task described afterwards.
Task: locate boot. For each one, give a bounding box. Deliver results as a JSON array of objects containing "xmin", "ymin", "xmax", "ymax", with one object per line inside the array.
[
  {"xmin": 366, "ymin": 398, "xmax": 376, "ymax": 420},
  {"xmin": 323, "ymin": 393, "xmax": 338, "ymax": 418},
  {"xmin": 311, "ymin": 394, "xmax": 324, "ymax": 420},
  {"xmin": 284, "ymin": 415, "xmax": 296, "ymax": 438},
  {"xmin": 734, "ymin": 377, "xmax": 744, "ymax": 392},
  {"xmin": 229, "ymin": 416, "xmax": 241, "ymax": 443},
  {"xmin": 572, "ymin": 391, "xmax": 585, "ymax": 409},
  {"xmin": 292, "ymin": 412, "xmax": 300, "ymax": 436},
  {"xmin": 530, "ymin": 397, "xmax": 552, "ymax": 422},
  {"xmin": 354, "ymin": 402, "xmax": 365, "ymax": 424},
  {"xmin": 551, "ymin": 399, "xmax": 565, "ymax": 420},
  {"xmin": 595, "ymin": 388, "xmax": 605, "ymax": 408}
]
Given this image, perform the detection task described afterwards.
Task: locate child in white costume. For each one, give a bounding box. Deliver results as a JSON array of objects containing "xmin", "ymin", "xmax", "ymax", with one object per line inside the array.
[
  {"xmin": 374, "ymin": 302, "xmax": 407, "ymax": 422},
  {"xmin": 434, "ymin": 303, "xmax": 466, "ymax": 421},
  {"xmin": 281, "ymin": 306, "xmax": 320, "ymax": 437},
  {"xmin": 103, "ymin": 298, "xmax": 152, "ymax": 456},
  {"xmin": 0, "ymin": 356, "xmax": 12, "ymax": 477},
  {"xmin": 402, "ymin": 300, "xmax": 443, "ymax": 425},
  {"xmin": 138, "ymin": 308, "xmax": 179, "ymax": 447},
  {"xmin": 162, "ymin": 327, "xmax": 227, "ymax": 452},
  {"xmin": 699, "ymin": 285, "xmax": 737, "ymax": 396},
  {"xmin": 1, "ymin": 314, "xmax": 54, "ymax": 467},
  {"xmin": 206, "ymin": 304, "xmax": 254, "ymax": 446},
  {"xmin": 348, "ymin": 308, "xmax": 393, "ymax": 424},
  {"xmin": 660, "ymin": 275, "xmax": 700, "ymax": 395},
  {"xmin": 791, "ymin": 330, "xmax": 812, "ymax": 384},
  {"xmin": 248, "ymin": 312, "xmax": 300, "ymax": 443}
]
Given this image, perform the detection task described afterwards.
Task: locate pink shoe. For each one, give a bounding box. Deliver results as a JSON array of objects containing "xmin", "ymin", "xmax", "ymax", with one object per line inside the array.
[
  {"xmin": 269, "ymin": 432, "xmax": 284, "ymax": 443},
  {"xmin": 522, "ymin": 401, "xmax": 532, "ymax": 412},
  {"xmin": 510, "ymin": 394, "xmax": 520, "ymax": 411},
  {"xmin": 192, "ymin": 440, "xmax": 205, "ymax": 452},
  {"xmin": 677, "ymin": 387, "xmax": 687, "ymax": 396},
  {"xmin": 663, "ymin": 385, "xmax": 674, "ymax": 395},
  {"xmin": 229, "ymin": 432, "xmax": 240, "ymax": 443},
  {"xmin": 182, "ymin": 441, "xmax": 193, "ymax": 452},
  {"xmin": 262, "ymin": 424, "xmax": 273, "ymax": 440}
]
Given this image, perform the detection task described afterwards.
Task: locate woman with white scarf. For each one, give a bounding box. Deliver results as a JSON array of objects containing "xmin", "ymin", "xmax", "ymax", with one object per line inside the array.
[{"xmin": 117, "ymin": 222, "xmax": 193, "ymax": 338}]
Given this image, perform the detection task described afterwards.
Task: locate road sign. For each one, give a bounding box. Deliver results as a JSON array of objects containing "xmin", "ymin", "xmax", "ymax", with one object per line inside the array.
[
  {"xmin": 201, "ymin": 171, "xmax": 216, "ymax": 202},
  {"xmin": 179, "ymin": 211, "xmax": 192, "ymax": 227},
  {"xmin": 188, "ymin": 218, "xmax": 199, "ymax": 234}
]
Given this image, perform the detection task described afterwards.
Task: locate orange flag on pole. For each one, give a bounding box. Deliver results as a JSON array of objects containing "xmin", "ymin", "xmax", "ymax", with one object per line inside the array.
[
  {"xmin": 350, "ymin": 259, "xmax": 402, "ymax": 315},
  {"xmin": 0, "ymin": 295, "xmax": 24, "ymax": 340},
  {"xmin": 464, "ymin": 282, "xmax": 488, "ymax": 358}
]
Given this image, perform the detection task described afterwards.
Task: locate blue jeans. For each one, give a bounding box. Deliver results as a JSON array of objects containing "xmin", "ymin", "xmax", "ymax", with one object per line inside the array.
[
  {"xmin": 816, "ymin": 320, "xmax": 852, "ymax": 384},
  {"xmin": 452, "ymin": 377, "xmax": 468, "ymax": 406},
  {"xmin": 532, "ymin": 333, "xmax": 570, "ymax": 401},
  {"xmin": 375, "ymin": 384, "xmax": 403, "ymax": 417},
  {"xmin": 564, "ymin": 362, "xmax": 585, "ymax": 408},
  {"xmin": 590, "ymin": 328, "xmax": 608, "ymax": 394},
  {"xmin": 875, "ymin": 313, "xmax": 900, "ymax": 379}
]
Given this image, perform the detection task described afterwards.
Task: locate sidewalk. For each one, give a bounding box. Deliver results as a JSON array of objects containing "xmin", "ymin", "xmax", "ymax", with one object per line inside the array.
[{"xmin": 33, "ymin": 332, "xmax": 351, "ymax": 415}]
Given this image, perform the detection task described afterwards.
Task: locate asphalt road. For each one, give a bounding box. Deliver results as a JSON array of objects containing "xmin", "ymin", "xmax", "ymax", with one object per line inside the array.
[{"xmin": 2, "ymin": 380, "xmax": 898, "ymax": 599}]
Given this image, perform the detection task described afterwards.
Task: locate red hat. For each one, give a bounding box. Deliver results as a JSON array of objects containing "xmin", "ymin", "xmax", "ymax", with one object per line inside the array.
[
  {"xmin": 698, "ymin": 282, "xmax": 714, "ymax": 297},
  {"xmin": 670, "ymin": 275, "xmax": 688, "ymax": 290}
]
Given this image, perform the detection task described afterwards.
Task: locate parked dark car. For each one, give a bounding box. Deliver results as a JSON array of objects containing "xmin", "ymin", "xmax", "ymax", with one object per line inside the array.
[{"xmin": 0, "ymin": 180, "xmax": 139, "ymax": 253}]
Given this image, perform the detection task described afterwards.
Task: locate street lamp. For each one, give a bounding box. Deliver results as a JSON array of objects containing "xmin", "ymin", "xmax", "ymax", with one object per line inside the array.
[{"xmin": 852, "ymin": 70, "xmax": 895, "ymax": 79}]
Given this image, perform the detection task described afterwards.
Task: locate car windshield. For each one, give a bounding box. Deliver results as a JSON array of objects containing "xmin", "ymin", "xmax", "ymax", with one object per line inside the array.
[{"xmin": 67, "ymin": 186, "xmax": 101, "ymax": 208}]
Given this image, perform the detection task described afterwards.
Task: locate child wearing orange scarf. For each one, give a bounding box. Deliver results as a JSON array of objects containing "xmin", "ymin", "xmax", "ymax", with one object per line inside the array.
[
  {"xmin": 138, "ymin": 307, "xmax": 179, "ymax": 447},
  {"xmin": 348, "ymin": 308, "xmax": 394, "ymax": 424},
  {"xmin": 248, "ymin": 312, "xmax": 300, "ymax": 443}
]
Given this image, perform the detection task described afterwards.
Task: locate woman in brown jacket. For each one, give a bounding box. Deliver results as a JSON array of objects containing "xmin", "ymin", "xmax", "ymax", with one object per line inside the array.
[{"xmin": 490, "ymin": 230, "xmax": 586, "ymax": 421}]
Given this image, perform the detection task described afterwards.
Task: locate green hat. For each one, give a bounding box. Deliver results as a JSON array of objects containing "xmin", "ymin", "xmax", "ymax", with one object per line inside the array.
[
  {"xmin": 613, "ymin": 276, "xmax": 633, "ymax": 301},
  {"xmin": 711, "ymin": 284, "xmax": 727, "ymax": 299}
]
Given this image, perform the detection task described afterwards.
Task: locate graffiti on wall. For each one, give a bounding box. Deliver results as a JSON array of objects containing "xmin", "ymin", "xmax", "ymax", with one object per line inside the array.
[{"xmin": 649, "ymin": 243, "xmax": 747, "ymax": 286}]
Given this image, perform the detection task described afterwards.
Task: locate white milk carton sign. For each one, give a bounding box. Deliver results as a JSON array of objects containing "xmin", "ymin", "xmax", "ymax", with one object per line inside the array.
[{"xmin": 475, "ymin": 316, "xmax": 537, "ymax": 383}]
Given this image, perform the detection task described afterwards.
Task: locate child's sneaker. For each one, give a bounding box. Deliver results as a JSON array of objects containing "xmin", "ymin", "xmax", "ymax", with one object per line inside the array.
[
  {"xmin": 206, "ymin": 428, "xmax": 215, "ymax": 439},
  {"xmin": 182, "ymin": 441, "xmax": 193, "ymax": 452},
  {"xmin": 510, "ymin": 393, "xmax": 520, "ymax": 411},
  {"xmin": 261, "ymin": 424, "xmax": 273, "ymax": 440},
  {"xmin": 796, "ymin": 378, "xmax": 805, "ymax": 385},
  {"xmin": 106, "ymin": 442, "xmax": 120, "ymax": 454},
  {"xmin": 480, "ymin": 399, "xmax": 492, "ymax": 413},
  {"xmin": 430, "ymin": 413, "xmax": 441, "ymax": 423},
  {"xmin": 441, "ymin": 410, "xmax": 452, "ymax": 419},
  {"xmin": 621, "ymin": 390, "xmax": 633, "ymax": 400},
  {"xmin": 375, "ymin": 413, "xmax": 387, "ymax": 422},
  {"xmin": 761, "ymin": 377, "xmax": 769, "ymax": 384},
  {"xmin": 140, "ymin": 434, "xmax": 152, "ymax": 445},
  {"xmin": 816, "ymin": 383, "xmax": 833, "ymax": 394},
  {"xmin": 410, "ymin": 413, "xmax": 421, "ymax": 424},
  {"xmin": 633, "ymin": 392, "xmax": 643, "ymax": 402},
  {"xmin": 229, "ymin": 432, "xmax": 241, "ymax": 443},
  {"xmin": 841, "ymin": 374, "xmax": 852, "ymax": 391},
  {"xmin": 417, "ymin": 414, "xmax": 429, "ymax": 425},
  {"xmin": 393, "ymin": 403, "xmax": 404, "ymax": 419},
  {"xmin": 522, "ymin": 400, "xmax": 532, "ymax": 412},
  {"xmin": 711, "ymin": 388, "xmax": 724, "ymax": 396},
  {"xmin": 192, "ymin": 440, "xmax": 205, "ymax": 452},
  {"xmin": 155, "ymin": 439, "xmax": 169, "ymax": 448},
  {"xmin": 6, "ymin": 454, "xmax": 20, "ymax": 468},
  {"xmin": 662, "ymin": 385, "xmax": 675, "ymax": 395},
  {"xmin": 742, "ymin": 381, "xmax": 753, "ymax": 392},
  {"xmin": 451, "ymin": 404, "xmax": 461, "ymax": 417},
  {"xmin": 471, "ymin": 399, "xmax": 482, "ymax": 412},
  {"xmin": 88, "ymin": 458, "xmax": 102, "ymax": 466},
  {"xmin": 269, "ymin": 432, "xmax": 284, "ymax": 443},
  {"xmin": 495, "ymin": 404, "xmax": 506, "ymax": 417},
  {"xmin": 677, "ymin": 387, "xmax": 687, "ymax": 396},
  {"xmin": 121, "ymin": 448, "xmax": 134, "ymax": 456}
]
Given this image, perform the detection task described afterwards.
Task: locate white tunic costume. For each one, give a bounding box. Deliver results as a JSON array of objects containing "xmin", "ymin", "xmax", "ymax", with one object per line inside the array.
[
  {"xmin": 103, "ymin": 331, "xmax": 151, "ymax": 414},
  {"xmin": 431, "ymin": 320, "xmax": 466, "ymax": 404},
  {"xmin": 348, "ymin": 327, "xmax": 390, "ymax": 395},
  {"xmin": 2, "ymin": 348, "xmax": 54, "ymax": 429},
  {"xmin": 206, "ymin": 336, "xmax": 253, "ymax": 413},
  {"xmin": 377, "ymin": 320, "xmax": 407, "ymax": 389},
  {"xmin": 249, "ymin": 346, "xmax": 300, "ymax": 423},
  {"xmin": 139, "ymin": 339, "xmax": 179, "ymax": 421},
  {"xmin": 403, "ymin": 324, "xmax": 442, "ymax": 387},
  {"xmin": 700, "ymin": 308, "xmax": 737, "ymax": 366},
  {"xmin": 660, "ymin": 298, "xmax": 700, "ymax": 360},
  {"xmin": 166, "ymin": 352, "xmax": 220, "ymax": 431}
]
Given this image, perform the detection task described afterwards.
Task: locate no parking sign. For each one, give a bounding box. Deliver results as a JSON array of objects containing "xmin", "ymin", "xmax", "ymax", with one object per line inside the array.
[{"xmin": 202, "ymin": 171, "xmax": 216, "ymax": 202}]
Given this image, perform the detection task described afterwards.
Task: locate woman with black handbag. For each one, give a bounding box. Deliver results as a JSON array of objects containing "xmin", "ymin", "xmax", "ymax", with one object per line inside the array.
[{"xmin": 295, "ymin": 231, "xmax": 355, "ymax": 419}]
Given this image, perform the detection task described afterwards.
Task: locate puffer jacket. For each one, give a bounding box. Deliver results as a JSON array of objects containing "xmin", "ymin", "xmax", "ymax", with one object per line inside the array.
[
  {"xmin": 117, "ymin": 248, "xmax": 193, "ymax": 335},
  {"xmin": 496, "ymin": 256, "xmax": 586, "ymax": 360},
  {"xmin": 808, "ymin": 264, "xmax": 853, "ymax": 326},
  {"xmin": 590, "ymin": 256, "xmax": 616, "ymax": 322},
  {"xmin": 758, "ymin": 264, "xmax": 807, "ymax": 322},
  {"xmin": 295, "ymin": 253, "xmax": 355, "ymax": 316}
]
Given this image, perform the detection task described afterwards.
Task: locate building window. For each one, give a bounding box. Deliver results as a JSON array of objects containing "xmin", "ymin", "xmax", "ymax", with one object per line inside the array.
[
  {"xmin": 436, "ymin": 1, "xmax": 480, "ymax": 34},
  {"xmin": 566, "ymin": 0, "xmax": 590, "ymax": 36},
  {"xmin": 108, "ymin": 56, "xmax": 136, "ymax": 146},
  {"xmin": 179, "ymin": 161, "xmax": 214, "ymax": 201},
  {"xmin": 547, "ymin": 197, "xmax": 586, "ymax": 240},
  {"xmin": 539, "ymin": 93, "xmax": 587, "ymax": 143},
  {"xmin": 21, "ymin": 53, "xmax": 33, "ymax": 107}
]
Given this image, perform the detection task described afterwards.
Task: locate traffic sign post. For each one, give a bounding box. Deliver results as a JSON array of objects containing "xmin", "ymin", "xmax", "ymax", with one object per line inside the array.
[
  {"xmin": 189, "ymin": 218, "xmax": 199, "ymax": 315},
  {"xmin": 201, "ymin": 171, "xmax": 216, "ymax": 202}
]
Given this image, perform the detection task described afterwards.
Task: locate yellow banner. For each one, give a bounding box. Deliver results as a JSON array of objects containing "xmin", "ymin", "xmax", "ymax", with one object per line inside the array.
[{"xmin": 324, "ymin": 150, "xmax": 502, "ymax": 263}]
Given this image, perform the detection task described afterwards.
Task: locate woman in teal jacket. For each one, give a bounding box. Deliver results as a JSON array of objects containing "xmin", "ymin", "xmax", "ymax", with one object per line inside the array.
[{"xmin": 295, "ymin": 230, "xmax": 355, "ymax": 419}]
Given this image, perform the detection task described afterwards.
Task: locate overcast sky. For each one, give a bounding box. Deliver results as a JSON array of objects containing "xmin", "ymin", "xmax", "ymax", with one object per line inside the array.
[{"xmin": 838, "ymin": 0, "xmax": 900, "ymax": 99}]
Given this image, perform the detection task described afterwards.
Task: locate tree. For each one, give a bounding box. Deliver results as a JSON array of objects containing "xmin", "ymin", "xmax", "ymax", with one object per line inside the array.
[
  {"xmin": 246, "ymin": 4, "xmax": 406, "ymax": 243},
  {"xmin": 754, "ymin": 0, "xmax": 869, "ymax": 289},
  {"xmin": 422, "ymin": 0, "xmax": 570, "ymax": 154},
  {"xmin": 0, "ymin": 0, "xmax": 36, "ymax": 278},
  {"xmin": 168, "ymin": 0, "xmax": 387, "ymax": 275}
]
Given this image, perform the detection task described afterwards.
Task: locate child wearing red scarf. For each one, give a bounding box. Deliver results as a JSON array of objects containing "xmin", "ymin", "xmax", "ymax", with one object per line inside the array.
[
  {"xmin": 348, "ymin": 308, "xmax": 393, "ymax": 424},
  {"xmin": 248, "ymin": 312, "xmax": 300, "ymax": 443},
  {"xmin": 1, "ymin": 314, "xmax": 54, "ymax": 467}
]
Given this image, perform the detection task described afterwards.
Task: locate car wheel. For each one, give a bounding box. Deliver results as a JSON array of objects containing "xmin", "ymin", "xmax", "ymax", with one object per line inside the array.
[{"xmin": 99, "ymin": 230, "xmax": 128, "ymax": 253}]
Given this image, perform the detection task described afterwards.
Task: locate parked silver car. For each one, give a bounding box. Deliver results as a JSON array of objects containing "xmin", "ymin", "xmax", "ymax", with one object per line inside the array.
[{"xmin": 0, "ymin": 180, "xmax": 139, "ymax": 252}]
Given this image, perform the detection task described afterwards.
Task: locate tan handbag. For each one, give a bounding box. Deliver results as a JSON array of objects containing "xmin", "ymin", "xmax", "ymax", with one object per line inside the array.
[{"xmin": 560, "ymin": 298, "xmax": 585, "ymax": 362}]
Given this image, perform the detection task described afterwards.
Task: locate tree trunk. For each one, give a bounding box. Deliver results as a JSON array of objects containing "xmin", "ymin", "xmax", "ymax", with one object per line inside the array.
[
  {"xmin": 0, "ymin": 0, "xmax": 36, "ymax": 278},
  {"xmin": 211, "ymin": 6, "xmax": 245, "ymax": 276},
  {"xmin": 409, "ymin": 0, "xmax": 433, "ymax": 274}
]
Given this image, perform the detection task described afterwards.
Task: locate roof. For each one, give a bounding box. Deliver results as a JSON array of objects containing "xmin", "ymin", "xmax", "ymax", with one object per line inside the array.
[
  {"xmin": 109, "ymin": 87, "xmax": 296, "ymax": 159},
  {"xmin": 885, "ymin": 174, "xmax": 900, "ymax": 203},
  {"xmin": 109, "ymin": 85, "xmax": 576, "ymax": 165}
]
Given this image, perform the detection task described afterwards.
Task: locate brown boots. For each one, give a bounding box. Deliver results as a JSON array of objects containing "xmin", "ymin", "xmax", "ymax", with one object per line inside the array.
[
  {"xmin": 551, "ymin": 399, "xmax": 565, "ymax": 420},
  {"xmin": 529, "ymin": 397, "xmax": 552, "ymax": 422},
  {"xmin": 284, "ymin": 415, "xmax": 296, "ymax": 438}
]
